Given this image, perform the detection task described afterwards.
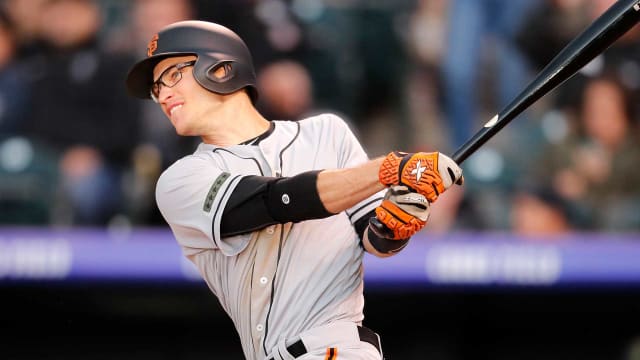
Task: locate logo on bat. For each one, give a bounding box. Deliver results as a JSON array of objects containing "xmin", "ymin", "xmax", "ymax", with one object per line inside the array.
[
  {"xmin": 147, "ymin": 34, "xmax": 159, "ymax": 57},
  {"xmin": 484, "ymin": 114, "xmax": 499, "ymax": 128}
]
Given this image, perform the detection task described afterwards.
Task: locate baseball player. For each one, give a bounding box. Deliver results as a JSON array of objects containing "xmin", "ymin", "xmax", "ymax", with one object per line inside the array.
[{"xmin": 126, "ymin": 21, "xmax": 463, "ymax": 360}]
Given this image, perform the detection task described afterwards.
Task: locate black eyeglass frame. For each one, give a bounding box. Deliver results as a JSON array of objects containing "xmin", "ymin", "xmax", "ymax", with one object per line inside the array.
[{"xmin": 150, "ymin": 60, "xmax": 196, "ymax": 102}]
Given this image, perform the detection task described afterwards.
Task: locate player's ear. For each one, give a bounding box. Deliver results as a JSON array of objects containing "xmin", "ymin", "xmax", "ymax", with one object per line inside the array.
[{"xmin": 208, "ymin": 62, "xmax": 234, "ymax": 83}]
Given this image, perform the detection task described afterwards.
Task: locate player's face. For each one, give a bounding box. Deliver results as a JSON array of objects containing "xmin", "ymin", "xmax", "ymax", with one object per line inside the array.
[{"xmin": 152, "ymin": 55, "xmax": 225, "ymax": 136}]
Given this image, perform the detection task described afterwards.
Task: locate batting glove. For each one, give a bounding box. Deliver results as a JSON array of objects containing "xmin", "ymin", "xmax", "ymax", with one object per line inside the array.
[
  {"xmin": 371, "ymin": 185, "xmax": 431, "ymax": 240},
  {"xmin": 379, "ymin": 151, "xmax": 463, "ymax": 202}
]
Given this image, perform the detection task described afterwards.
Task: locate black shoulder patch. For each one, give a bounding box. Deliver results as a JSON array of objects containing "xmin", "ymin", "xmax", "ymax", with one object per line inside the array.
[{"xmin": 203, "ymin": 172, "xmax": 230, "ymax": 212}]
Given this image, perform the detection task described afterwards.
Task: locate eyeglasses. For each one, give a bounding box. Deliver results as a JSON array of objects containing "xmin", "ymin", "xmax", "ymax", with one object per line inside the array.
[{"xmin": 150, "ymin": 60, "xmax": 196, "ymax": 102}]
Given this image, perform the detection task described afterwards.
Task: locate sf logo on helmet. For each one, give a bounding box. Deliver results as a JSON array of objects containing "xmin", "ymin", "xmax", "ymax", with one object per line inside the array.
[{"xmin": 147, "ymin": 34, "xmax": 159, "ymax": 57}]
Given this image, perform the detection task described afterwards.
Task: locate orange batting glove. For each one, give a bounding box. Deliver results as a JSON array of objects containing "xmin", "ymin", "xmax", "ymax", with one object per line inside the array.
[
  {"xmin": 379, "ymin": 151, "xmax": 463, "ymax": 202},
  {"xmin": 372, "ymin": 185, "xmax": 430, "ymax": 240}
]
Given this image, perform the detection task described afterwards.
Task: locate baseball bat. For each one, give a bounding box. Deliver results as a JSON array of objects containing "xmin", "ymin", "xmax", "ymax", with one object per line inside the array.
[{"xmin": 451, "ymin": 0, "xmax": 640, "ymax": 164}]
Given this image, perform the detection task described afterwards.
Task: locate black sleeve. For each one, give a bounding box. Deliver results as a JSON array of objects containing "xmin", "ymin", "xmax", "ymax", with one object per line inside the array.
[
  {"xmin": 358, "ymin": 214, "xmax": 412, "ymax": 255},
  {"xmin": 353, "ymin": 209, "xmax": 411, "ymax": 255},
  {"xmin": 220, "ymin": 171, "xmax": 334, "ymax": 237},
  {"xmin": 220, "ymin": 175, "xmax": 277, "ymax": 237},
  {"xmin": 353, "ymin": 210, "xmax": 375, "ymax": 243},
  {"xmin": 366, "ymin": 224, "xmax": 410, "ymax": 254}
]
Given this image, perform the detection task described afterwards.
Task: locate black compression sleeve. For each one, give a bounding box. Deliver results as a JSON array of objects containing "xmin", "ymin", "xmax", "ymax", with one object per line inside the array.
[
  {"xmin": 266, "ymin": 170, "xmax": 334, "ymax": 222},
  {"xmin": 220, "ymin": 171, "xmax": 334, "ymax": 237},
  {"xmin": 220, "ymin": 175, "xmax": 276, "ymax": 237}
]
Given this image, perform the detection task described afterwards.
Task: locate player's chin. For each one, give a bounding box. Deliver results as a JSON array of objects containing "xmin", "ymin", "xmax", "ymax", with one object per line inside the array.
[
  {"xmin": 176, "ymin": 127, "xmax": 189, "ymax": 136},
  {"xmin": 172, "ymin": 122, "xmax": 193, "ymax": 136}
]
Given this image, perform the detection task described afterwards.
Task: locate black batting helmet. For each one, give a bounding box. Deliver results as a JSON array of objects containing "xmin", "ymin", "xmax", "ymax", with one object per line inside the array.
[{"xmin": 126, "ymin": 20, "xmax": 258, "ymax": 103}]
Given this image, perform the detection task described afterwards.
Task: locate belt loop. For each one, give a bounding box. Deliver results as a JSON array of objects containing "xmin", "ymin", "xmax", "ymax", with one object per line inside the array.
[{"xmin": 276, "ymin": 338, "xmax": 296, "ymax": 360}]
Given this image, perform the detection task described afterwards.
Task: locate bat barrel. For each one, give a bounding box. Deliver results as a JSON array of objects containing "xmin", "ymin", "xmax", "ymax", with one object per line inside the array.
[{"xmin": 451, "ymin": 0, "xmax": 640, "ymax": 165}]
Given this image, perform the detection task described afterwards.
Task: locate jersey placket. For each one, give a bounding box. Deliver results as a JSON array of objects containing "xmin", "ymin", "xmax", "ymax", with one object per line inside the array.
[{"xmin": 250, "ymin": 224, "xmax": 282, "ymax": 356}]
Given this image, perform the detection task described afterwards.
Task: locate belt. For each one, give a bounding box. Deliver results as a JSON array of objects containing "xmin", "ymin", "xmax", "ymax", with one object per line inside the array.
[{"xmin": 267, "ymin": 326, "xmax": 381, "ymax": 359}]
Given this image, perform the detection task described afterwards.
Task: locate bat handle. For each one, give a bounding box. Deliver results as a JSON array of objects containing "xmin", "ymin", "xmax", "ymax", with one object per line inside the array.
[
  {"xmin": 451, "ymin": 139, "xmax": 475, "ymax": 164},
  {"xmin": 451, "ymin": 125, "xmax": 495, "ymax": 164}
]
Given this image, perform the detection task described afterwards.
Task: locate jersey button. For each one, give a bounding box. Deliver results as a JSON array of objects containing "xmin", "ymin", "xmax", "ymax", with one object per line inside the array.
[
  {"xmin": 256, "ymin": 324, "xmax": 264, "ymax": 332},
  {"xmin": 266, "ymin": 226, "xmax": 275, "ymax": 235},
  {"xmin": 259, "ymin": 277, "xmax": 268, "ymax": 285}
]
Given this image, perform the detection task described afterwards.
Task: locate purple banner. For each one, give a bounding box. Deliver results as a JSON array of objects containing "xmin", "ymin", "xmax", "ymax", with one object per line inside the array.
[
  {"xmin": 1, "ymin": 228, "xmax": 640, "ymax": 287},
  {"xmin": 365, "ymin": 232, "xmax": 640, "ymax": 287},
  {"xmin": 0, "ymin": 227, "xmax": 201, "ymax": 282}
]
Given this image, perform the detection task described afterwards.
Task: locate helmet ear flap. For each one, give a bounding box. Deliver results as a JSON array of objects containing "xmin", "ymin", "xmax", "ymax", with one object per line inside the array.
[
  {"xmin": 191, "ymin": 54, "xmax": 257, "ymax": 103},
  {"xmin": 206, "ymin": 61, "xmax": 235, "ymax": 83}
]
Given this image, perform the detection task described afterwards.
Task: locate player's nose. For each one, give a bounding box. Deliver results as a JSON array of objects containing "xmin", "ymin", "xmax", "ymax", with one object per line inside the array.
[
  {"xmin": 157, "ymin": 84, "xmax": 175, "ymax": 104},
  {"xmin": 158, "ymin": 85, "xmax": 175, "ymax": 108}
]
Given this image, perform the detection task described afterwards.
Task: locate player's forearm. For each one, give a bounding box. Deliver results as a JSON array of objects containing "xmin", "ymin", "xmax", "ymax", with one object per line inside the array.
[{"xmin": 317, "ymin": 157, "xmax": 386, "ymax": 214}]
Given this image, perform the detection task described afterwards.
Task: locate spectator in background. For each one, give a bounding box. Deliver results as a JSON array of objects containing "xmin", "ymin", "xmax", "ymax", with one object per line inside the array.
[
  {"xmin": 404, "ymin": 0, "xmax": 451, "ymax": 152},
  {"xmin": 1, "ymin": 0, "xmax": 48, "ymax": 58},
  {"xmin": 510, "ymin": 185, "xmax": 574, "ymax": 235},
  {"xmin": 119, "ymin": 0, "xmax": 196, "ymax": 224},
  {"xmin": 516, "ymin": 0, "xmax": 592, "ymax": 126},
  {"xmin": 585, "ymin": 0, "xmax": 640, "ymax": 117},
  {"xmin": 516, "ymin": 0, "xmax": 592, "ymax": 74},
  {"xmin": 0, "ymin": 9, "xmax": 28, "ymax": 135},
  {"xmin": 441, "ymin": 0, "xmax": 537, "ymax": 151},
  {"xmin": 534, "ymin": 71, "xmax": 640, "ymax": 230},
  {"xmin": 256, "ymin": 59, "xmax": 314, "ymax": 121},
  {"xmin": 194, "ymin": 0, "xmax": 274, "ymax": 67},
  {"xmin": 127, "ymin": 0, "xmax": 195, "ymax": 53},
  {"xmin": 517, "ymin": 0, "xmax": 640, "ymax": 113},
  {"xmin": 19, "ymin": 0, "xmax": 140, "ymax": 225},
  {"xmin": 291, "ymin": 2, "xmax": 413, "ymax": 155},
  {"xmin": 125, "ymin": 0, "xmax": 195, "ymax": 163},
  {"xmin": 0, "ymin": 6, "xmax": 56, "ymax": 224},
  {"xmin": 422, "ymin": 185, "xmax": 488, "ymax": 233}
]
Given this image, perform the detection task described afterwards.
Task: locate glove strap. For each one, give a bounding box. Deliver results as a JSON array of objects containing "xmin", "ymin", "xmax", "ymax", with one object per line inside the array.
[{"xmin": 379, "ymin": 151, "xmax": 406, "ymax": 186}]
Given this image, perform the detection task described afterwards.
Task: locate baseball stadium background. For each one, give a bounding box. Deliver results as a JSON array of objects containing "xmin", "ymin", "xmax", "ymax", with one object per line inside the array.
[{"xmin": 1, "ymin": 0, "xmax": 639, "ymax": 359}]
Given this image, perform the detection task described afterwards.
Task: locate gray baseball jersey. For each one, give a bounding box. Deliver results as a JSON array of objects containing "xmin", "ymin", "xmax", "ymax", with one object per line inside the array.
[{"xmin": 156, "ymin": 113, "xmax": 384, "ymax": 359}]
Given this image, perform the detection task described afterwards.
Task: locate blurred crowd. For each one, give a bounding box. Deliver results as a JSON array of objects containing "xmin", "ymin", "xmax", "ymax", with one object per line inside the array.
[{"xmin": 0, "ymin": 0, "xmax": 638, "ymax": 234}]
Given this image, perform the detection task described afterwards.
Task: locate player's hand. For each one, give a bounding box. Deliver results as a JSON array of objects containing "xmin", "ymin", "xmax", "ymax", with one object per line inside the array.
[
  {"xmin": 379, "ymin": 151, "xmax": 463, "ymax": 202},
  {"xmin": 372, "ymin": 185, "xmax": 430, "ymax": 240}
]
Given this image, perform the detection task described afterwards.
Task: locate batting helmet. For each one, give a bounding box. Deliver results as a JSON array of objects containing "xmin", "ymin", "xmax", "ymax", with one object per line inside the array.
[{"xmin": 126, "ymin": 20, "xmax": 258, "ymax": 103}]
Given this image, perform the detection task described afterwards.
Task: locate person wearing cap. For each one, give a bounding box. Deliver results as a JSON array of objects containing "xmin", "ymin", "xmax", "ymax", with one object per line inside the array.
[{"xmin": 126, "ymin": 20, "xmax": 463, "ymax": 360}]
